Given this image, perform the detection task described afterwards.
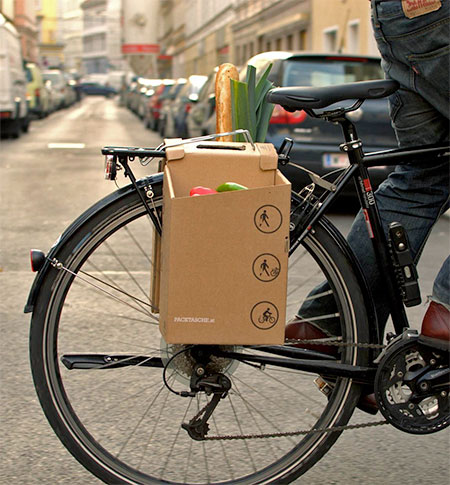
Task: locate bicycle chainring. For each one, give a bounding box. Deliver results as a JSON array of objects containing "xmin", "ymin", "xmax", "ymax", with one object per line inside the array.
[{"xmin": 374, "ymin": 337, "xmax": 450, "ymax": 434}]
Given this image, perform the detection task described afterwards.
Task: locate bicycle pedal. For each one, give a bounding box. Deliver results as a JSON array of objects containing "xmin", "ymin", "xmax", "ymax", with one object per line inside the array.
[{"xmin": 314, "ymin": 377, "xmax": 333, "ymax": 398}]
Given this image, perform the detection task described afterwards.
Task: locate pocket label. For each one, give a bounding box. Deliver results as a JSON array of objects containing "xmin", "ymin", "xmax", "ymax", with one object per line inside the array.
[{"xmin": 401, "ymin": 0, "xmax": 442, "ymax": 19}]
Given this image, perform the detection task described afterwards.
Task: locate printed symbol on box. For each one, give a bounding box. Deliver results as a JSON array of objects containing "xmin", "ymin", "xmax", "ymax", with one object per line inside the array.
[
  {"xmin": 252, "ymin": 253, "xmax": 281, "ymax": 282},
  {"xmin": 254, "ymin": 205, "xmax": 282, "ymax": 233},
  {"xmin": 250, "ymin": 301, "xmax": 279, "ymax": 330}
]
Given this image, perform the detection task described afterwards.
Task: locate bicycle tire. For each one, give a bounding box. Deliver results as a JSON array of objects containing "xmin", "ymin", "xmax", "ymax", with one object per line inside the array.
[{"xmin": 29, "ymin": 176, "xmax": 370, "ymax": 484}]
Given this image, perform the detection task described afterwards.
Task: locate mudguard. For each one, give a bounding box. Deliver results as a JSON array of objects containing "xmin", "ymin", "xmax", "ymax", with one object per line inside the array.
[
  {"xmin": 24, "ymin": 173, "xmax": 163, "ymax": 313},
  {"xmin": 314, "ymin": 216, "xmax": 381, "ymax": 349}
]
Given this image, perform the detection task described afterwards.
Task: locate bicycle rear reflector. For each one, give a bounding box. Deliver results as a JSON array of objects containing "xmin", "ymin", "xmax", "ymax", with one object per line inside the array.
[{"xmin": 30, "ymin": 249, "xmax": 46, "ymax": 272}]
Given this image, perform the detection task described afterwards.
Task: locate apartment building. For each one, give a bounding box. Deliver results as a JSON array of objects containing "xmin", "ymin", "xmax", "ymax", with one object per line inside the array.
[
  {"xmin": 60, "ymin": 0, "xmax": 83, "ymax": 72},
  {"xmin": 11, "ymin": 0, "xmax": 38, "ymax": 62},
  {"xmin": 158, "ymin": 0, "xmax": 379, "ymax": 78}
]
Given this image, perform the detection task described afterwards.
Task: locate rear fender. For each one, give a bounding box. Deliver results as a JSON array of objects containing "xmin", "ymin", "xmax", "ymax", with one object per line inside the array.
[
  {"xmin": 24, "ymin": 173, "xmax": 163, "ymax": 313},
  {"xmin": 317, "ymin": 217, "xmax": 381, "ymax": 349}
]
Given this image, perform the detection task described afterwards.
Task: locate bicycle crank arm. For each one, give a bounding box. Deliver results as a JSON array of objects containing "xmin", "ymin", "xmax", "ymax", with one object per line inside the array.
[
  {"xmin": 214, "ymin": 350, "xmax": 376, "ymax": 384},
  {"xmin": 61, "ymin": 354, "xmax": 164, "ymax": 370}
]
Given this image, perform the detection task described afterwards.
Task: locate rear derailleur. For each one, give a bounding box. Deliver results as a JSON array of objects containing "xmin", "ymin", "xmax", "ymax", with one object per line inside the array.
[{"xmin": 181, "ymin": 365, "xmax": 232, "ymax": 441}]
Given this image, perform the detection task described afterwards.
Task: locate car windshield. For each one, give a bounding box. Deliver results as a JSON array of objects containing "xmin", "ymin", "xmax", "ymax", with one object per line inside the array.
[
  {"xmin": 282, "ymin": 58, "xmax": 383, "ymax": 87},
  {"xmin": 43, "ymin": 72, "xmax": 63, "ymax": 85}
]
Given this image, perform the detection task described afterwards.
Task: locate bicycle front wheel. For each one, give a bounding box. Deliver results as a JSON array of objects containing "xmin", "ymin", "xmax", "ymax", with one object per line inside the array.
[{"xmin": 30, "ymin": 176, "xmax": 369, "ymax": 484}]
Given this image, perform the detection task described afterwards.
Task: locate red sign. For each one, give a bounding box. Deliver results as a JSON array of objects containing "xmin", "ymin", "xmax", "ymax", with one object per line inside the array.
[{"xmin": 121, "ymin": 44, "xmax": 160, "ymax": 54}]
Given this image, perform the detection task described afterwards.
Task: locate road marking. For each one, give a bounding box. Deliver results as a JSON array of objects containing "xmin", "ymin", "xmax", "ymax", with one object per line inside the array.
[{"xmin": 48, "ymin": 143, "xmax": 86, "ymax": 149}]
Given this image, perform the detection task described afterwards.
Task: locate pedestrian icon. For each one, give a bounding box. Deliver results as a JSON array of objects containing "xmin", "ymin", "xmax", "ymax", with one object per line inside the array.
[
  {"xmin": 250, "ymin": 301, "xmax": 279, "ymax": 329},
  {"xmin": 252, "ymin": 254, "xmax": 281, "ymax": 282},
  {"xmin": 254, "ymin": 205, "xmax": 282, "ymax": 233},
  {"xmin": 259, "ymin": 209, "xmax": 270, "ymax": 228}
]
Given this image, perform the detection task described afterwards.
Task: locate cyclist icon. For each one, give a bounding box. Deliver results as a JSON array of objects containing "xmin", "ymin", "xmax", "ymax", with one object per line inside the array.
[
  {"xmin": 251, "ymin": 301, "xmax": 279, "ymax": 329},
  {"xmin": 258, "ymin": 308, "xmax": 276, "ymax": 324}
]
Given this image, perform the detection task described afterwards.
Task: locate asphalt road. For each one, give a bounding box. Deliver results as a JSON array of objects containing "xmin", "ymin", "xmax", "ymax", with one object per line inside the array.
[{"xmin": 1, "ymin": 96, "xmax": 449, "ymax": 484}]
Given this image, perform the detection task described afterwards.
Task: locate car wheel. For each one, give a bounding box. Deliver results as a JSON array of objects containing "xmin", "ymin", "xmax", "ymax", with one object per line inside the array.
[
  {"xmin": 21, "ymin": 116, "xmax": 30, "ymax": 133},
  {"xmin": 11, "ymin": 118, "xmax": 22, "ymax": 138}
]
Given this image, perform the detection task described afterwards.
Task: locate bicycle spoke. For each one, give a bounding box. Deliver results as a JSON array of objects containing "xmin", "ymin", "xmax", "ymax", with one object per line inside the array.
[{"xmin": 123, "ymin": 225, "xmax": 153, "ymax": 267}]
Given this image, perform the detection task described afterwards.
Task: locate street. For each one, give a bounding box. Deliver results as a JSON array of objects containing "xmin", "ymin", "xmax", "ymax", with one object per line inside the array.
[{"xmin": 1, "ymin": 96, "xmax": 449, "ymax": 484}]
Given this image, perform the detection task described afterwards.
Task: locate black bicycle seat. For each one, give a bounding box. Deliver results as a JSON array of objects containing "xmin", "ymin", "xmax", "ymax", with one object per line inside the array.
[{"xmin": 267, "ymin": 79, "xmax": 399, "ymax": 111}]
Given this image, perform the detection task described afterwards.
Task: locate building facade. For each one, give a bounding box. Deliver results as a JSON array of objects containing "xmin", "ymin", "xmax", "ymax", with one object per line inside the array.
[
  {"xmin": 35, "ymin": 0, "xmax": 64, "ymax": 68},
  {"xmin": 13, "ymin": 0, "xmax": 38, "ymax": 62},
  {"xmin": 157, "ymin": 0, "xmax": 379, "ymax": 79},
  {"xmin": 59, "ymin": 0, "xmax": 83, "ymax": 72}
]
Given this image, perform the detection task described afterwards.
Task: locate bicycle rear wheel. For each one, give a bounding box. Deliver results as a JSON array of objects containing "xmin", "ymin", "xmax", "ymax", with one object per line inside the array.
[{"xmin": 29, "ymin": 176, "xmax": 369, "ymax": 484}]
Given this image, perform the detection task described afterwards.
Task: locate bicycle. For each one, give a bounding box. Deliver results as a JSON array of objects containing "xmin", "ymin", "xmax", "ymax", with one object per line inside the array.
[{"xmin": 25, "ymin": 79, "xmax": 449, "ymax": 484}]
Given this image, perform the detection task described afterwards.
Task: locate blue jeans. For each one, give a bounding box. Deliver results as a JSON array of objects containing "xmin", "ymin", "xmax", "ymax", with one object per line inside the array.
[{"xmin": 299, "ymin": 0, "xmax": 450, "ymax": 335}]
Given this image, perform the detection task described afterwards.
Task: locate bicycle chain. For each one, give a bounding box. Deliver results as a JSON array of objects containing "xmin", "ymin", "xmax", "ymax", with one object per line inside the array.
[
  {"xmin": 284, "ymin": 337, "xmax": 386, "ymax": 349},
  {"xmin": 187, "ymin": 338, "xmax": 388, "ymax": 441}
]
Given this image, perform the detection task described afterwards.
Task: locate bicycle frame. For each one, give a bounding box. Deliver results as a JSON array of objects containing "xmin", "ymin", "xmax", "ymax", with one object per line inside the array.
[
  {"xmin": 31, "ymin": 129, "xmax": 447, "ymax": 386},
  {"xmin": 290, "ymin": 116, "xmax": 449, "ymax": 337}
]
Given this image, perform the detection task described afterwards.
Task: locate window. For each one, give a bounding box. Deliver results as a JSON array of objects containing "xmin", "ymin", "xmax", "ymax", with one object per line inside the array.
[
  {"xmin": 348, "ymin": 20, "xmax": 360, "ymax": 54},
  {"xmin": 286, "ymin": 34, "xmax": 293, "ymax": 51},
  {"xmin": 298, "ymin": 30, "xmax": 307, "ymax": 50},
  {"xmin": 282, "ymin": 58, "xmax": 383, "ymax": 87},
  {"xmin": 323, "ymin": 27, "xmax": 338, "ymax": 52}
]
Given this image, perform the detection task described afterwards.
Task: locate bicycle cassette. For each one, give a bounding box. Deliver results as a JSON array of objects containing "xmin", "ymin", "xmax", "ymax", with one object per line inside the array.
[{"xmin": 375, "ymin": 335, "xmax": 449, "ymax": 434}]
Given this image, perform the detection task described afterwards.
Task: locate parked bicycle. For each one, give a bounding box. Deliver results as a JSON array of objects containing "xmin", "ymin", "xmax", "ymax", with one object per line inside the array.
[{"xmin": 25, "ymin": 79, "xmax": 449, "ymax": 484}]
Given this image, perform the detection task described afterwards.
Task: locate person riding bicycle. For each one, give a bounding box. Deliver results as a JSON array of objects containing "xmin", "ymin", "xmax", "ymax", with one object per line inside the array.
[{"xmin": 287, "ymin": 0, "xmax": 450, "ymax": 407}]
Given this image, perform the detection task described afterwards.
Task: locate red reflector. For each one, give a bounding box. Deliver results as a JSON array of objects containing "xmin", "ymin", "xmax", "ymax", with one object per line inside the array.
[
  {"xmin": 326, "ymin": 56, "xmax": 368, "ymax": 62},
  {"xmin": 30, "ymin": 249, "xmax": 46, "ymax": 272},
  {"xmin": 0, "ymin": 112, "xmax": 11, "ymax": 119}
]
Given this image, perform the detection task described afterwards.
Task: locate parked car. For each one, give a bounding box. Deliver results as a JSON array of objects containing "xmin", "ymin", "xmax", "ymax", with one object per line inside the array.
[
  {"xmin": 42, "ymin": 69, "xmax": 71, "ymax": 109},
  {"xmin": 0, "ymin": 13, "xmax": 30, "ymax": 137},
  {"xmin": 25, "ymin": 62, "xmax": 51, "ymax": 118},
  {"xmin": 79, "ymin": 81, "xmax": 117, "ymax": 97},
  {"xmin": 241, "ymin": 51, "xmax": 398, "ymax": 197},
  {"xmin": 162, "ymin": 74, "xmax": 208, "ymax": 138},
  {"xmin": 158, "ymin": 78, "xmax": 187, "ymax": 136},
  {"xmin": 185, "ymin": 68, "xmax": 218, "ymax": 138},
  {"xmin": 144, "ymin": 80, "xmax": 175, "ymax": 131}
]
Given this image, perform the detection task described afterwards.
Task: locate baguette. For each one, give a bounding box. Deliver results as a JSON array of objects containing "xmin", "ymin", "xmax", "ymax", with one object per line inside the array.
[{"xmin": 215, "ymin": 63, "xmax": 239, "ymax": 141}]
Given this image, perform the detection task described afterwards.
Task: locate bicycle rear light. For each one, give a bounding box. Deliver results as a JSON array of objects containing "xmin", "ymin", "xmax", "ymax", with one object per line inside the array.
[{"xmin": 104, "ymin": 155, "xmax": 117, "ymax": 180}]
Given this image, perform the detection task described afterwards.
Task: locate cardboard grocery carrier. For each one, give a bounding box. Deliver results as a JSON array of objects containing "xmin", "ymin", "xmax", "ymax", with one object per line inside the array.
[{"xmin": 158, "ymin": 140, "xmax": 291, "ymax": 345}]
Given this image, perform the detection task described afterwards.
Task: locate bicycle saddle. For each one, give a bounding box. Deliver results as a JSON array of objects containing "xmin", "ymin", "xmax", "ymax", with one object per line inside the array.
[{"xmin": 267, "ymin": 79, "xmax": 399, "ymax": 111}]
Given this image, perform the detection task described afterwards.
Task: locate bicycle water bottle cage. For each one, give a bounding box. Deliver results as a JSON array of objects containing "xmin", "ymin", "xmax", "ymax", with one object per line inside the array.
[{"xmin": 388, "ymin": 222, "xmax": 421, "ymax": 307}]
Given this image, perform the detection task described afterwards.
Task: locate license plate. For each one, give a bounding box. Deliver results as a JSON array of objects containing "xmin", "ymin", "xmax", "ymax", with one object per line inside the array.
[{"xmin": 322, "ymin": 153, "xmax": 349, "ymax": 168}]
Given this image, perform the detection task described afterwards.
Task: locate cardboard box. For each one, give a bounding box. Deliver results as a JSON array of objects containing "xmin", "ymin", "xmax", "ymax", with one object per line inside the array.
[{"xmin": 159, "ymin": 140, "xmax": 291, "ymax": 345}]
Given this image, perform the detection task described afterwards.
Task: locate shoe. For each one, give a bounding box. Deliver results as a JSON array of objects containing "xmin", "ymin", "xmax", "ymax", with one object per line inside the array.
[
  {"xmin": 418, "ymin": 301, "xmax": 450, "ymax": 351},
  {"xmin": 285, "ymin": 318, "xmax": 339, "ymax": 357}
]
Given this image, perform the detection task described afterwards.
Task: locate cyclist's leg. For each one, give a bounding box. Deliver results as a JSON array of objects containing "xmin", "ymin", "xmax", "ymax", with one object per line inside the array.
[
  {"xmin": 296, "ymin": 154, "xmax": 450, "ymax": 338},
  {"xmin": 295, "ymin": 1, "xmax": 450, "ymax": 337},
  {"xmin": 432, "ymin": 256, "xmax": 450, "ymax": 308}
]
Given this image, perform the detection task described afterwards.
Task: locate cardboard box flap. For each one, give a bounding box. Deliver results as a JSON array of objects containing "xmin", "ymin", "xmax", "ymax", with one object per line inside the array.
[
  {"xmin": 256, "ymin": 143, "xmax": 278, "ymax": 171},
  {"xmin": 165, "ymin": 142, "xmax": 185, "ymax": 161}
]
